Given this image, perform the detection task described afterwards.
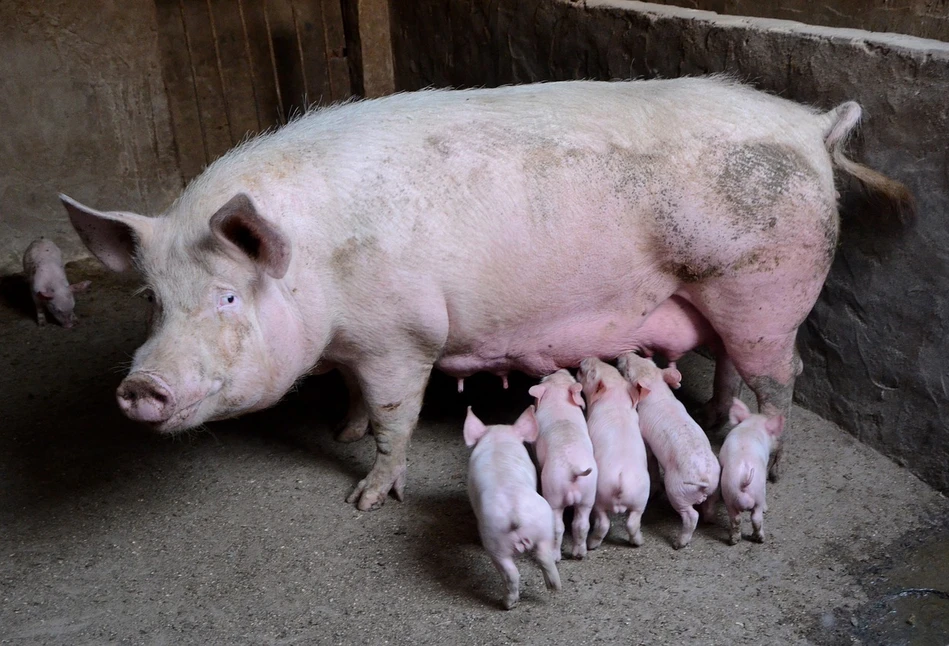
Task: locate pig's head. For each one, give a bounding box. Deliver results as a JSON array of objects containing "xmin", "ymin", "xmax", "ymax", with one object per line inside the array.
[
  {"xmin": 529, "ymin": 369, "xmax": 585, "ymax": 410},
  {"xmin": 577, "ymin": 357, "xmax": 637, "ymax": 407},
  {"xmin": 616, "ymin": 352, "xmax": 681, "ymax": 399},
  {"xmin": 464, "ymin": 406, "xmax": 539, "ymax": 448},
  {"xmin": 39, "ymin": 280, "xmax": 90, "ymax": 328},
  {"xmin": 729, "ymin": 398, "xmax": 785, "ymax": 441},
  {"xmin": 60, "ymin": 192, "xmax": 311, "ymax": 433}
]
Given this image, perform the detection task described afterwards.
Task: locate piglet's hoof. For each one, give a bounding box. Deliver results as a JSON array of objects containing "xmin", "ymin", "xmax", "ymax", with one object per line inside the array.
[{"xmin": 346, "ymin": 464, "xmax": 406, "ymax": 511}]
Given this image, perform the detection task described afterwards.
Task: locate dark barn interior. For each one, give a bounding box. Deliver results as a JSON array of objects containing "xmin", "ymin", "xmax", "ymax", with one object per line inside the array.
[{"xmin": 2, "ymin": 1, "xmax": 948, "ymax": 643}]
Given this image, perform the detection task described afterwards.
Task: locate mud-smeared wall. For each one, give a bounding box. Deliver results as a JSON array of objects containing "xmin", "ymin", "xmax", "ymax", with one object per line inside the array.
[
  {"xmin": 391, "ymin": 0, "xmax": 949, "ymax": 492},
  {"xmin": 0, "ymin": 0, "xmax": 182, "ymax": 274}
]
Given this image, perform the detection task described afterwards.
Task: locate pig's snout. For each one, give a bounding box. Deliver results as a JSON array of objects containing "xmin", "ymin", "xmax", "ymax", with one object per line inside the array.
[{"xmin": 117, "ymin": 373, "xmax": 176, "ymax": 424}]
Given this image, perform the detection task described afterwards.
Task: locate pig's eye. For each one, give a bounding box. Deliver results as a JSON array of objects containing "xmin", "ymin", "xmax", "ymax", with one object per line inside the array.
[{"xmin": 218, "ymin": 292, "xmax": 239, "ymax": 310}]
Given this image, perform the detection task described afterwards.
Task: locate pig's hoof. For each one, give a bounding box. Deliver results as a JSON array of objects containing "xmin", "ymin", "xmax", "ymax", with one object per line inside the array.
[
  {"xmin": 728, "ymin": 534, "xmax": 741, "ymax": 546},
  {"xmin": 673, "ymin": 538, "xmax": 690, "ymax": 550},
  {"xmin": 586, "ymin": 538, "xmax": 603, "ymax": 551},
  {"xmin": 572, "ymin": 549, "xmax": 586, "ymax": 560},
  {"xmin": 345, "ymin": 466, "xmax": 406, "ymax": 511},
  {"xmin": 629, "ymin": 532, "xmax": 644, "ymax": 547},
  {"xmin": 502, "ymin": 595, "xmax": 518, "ymax": 610},
  {"xmin": 336, "ymin": 416, "xmax": 370, "ymax": 443},
  {"xmin": 751, "ymin": 532, "xmax": 765, "ymax": 544}
]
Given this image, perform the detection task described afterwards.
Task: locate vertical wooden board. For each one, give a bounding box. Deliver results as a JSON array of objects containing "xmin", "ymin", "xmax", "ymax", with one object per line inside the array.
[
  {"xmin": 289, "ymin": 0, "xmax": 332, "ymax": 106},
  {"xmin": 265, "ymin": 0, "xmax": 308, "ymax": 119},
  {"xmin": 207, "ymin": 0, "xmax": 262, "ymax": 141},
  {"xmin": 236, "ymin": 0, "xmax": 283, "ymax": 129},
  {"xmin": 154, "ymin": 0, "xmax": 207, "ymax": 181},
  {"xmin": 320, "ymin": 0, "xmax": 352, "ymax": 101},
  {"xmin": 178, "ymin": 0, "xmax": 235, "ymax": 162},
  {"xmin": 355, "ymin": 0, "xmax": 394, "ymax": 98}
]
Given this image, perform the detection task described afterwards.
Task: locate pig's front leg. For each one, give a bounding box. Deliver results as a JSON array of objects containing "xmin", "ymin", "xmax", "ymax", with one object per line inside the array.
[
  {"xmin": 335, "ymin": 366, "xmax": 370, "ymax": 443},
  {"xmin": 345, "ymin": 358, "xmax": 432, "ymax": 511},
  {"xmin": 32, "ymin": 297, "xmax": 47, "ymax": 327}
]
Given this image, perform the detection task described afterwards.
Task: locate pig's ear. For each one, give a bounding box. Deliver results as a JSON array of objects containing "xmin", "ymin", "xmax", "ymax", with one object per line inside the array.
[
  {"xmin": 635, "ymin": 380, "xmax": 652, "ymax": 401},
  {"xmin": 528, "ymin": 385, "xmax": 546, "ymax": 402},
  {"xmin": 766, "ymin": 415, "xmax": 785, "ymax": 438},
  {"xmin": 513, "ymin": 405, "xmax": 539, "ymax": 443},
  {"xmin": 463, "ymin": 407, "xmax": 487, "ymax": 447},
  {"xmin": 587, "ymin": 378, "xmax": 607, "ymax": 406},
  {"xmin": 569, "ymin": 383, "xmax": 585, "ymax": 409},
  {"xmin": 209, "ymin": 193, "xmax": 291, "ymax": 279},
  {"xmin": 70, "ymin": 280, "xmax": 92, "ymax": 293},
  {"xmin": 60, "ymin": 195, "xmax": 153, "ymax": 273},
  {"xmin": 729, "ymin": 398, "xmax": 752, "ymax": 426},
  {"xmin": 662, "ymin": 366, "xmax": 682, "ymax": 389},
  {"xmin": 37, "ymin": 290, "xmax": 53, "ymax": 301},
  {"xmin": 626, "ymin": 381, "xmax": 641, "ymax": 406}
]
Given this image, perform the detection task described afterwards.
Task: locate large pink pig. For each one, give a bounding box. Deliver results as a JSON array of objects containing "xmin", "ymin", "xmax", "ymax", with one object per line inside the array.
[
  {"xmin": 617, "ymin": 352, "xmax": 720, "ymax": 549},
  {"xmin": 61, "ymin": 77, "xmax": 911, "ymax": 511},
  {"xmin": 577, "ymin": 357, "xmax": 650, "ymax": 548},
  {"xmin": 464, "ymin": 406, "xmax": 561, "ymax": 609},
  {"xmin": 717, "ymin": 398, "xmax": 785, "ymax": 544},
  {"xmin": 528, "ymin": 369, "xmax": 597, "ymax": 560}
]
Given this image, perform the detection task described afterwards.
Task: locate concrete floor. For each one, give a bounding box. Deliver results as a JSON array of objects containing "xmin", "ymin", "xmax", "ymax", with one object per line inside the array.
[{"xmin": 1, "ymin": 259, "xmax": 947, "ymax": 645}]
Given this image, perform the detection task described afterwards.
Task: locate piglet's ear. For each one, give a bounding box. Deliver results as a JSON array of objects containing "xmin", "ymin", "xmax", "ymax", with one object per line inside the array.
[
  {"xmin": 60, "ymin": 195, "xmax": 153, "ymax": 273},
  {"xmin": 70, "ymin": 280, "xmax": 92, "ymax": 293},
  {"xmin": 569, "ymin": 383, "xmax": 585, "ymax": 409},
  {"xmin": 587, "ymin": 379, "xmax": 607, "ymax": 406},
  {"xmin": 528, "ymin": 385, "xmax": 546, "ymax": 402},
  {"xmin": 766, "ymin": 415, "xmax": 785, "ymax": 438},
  {"xmin": 37, "ymin": 291, "xmax": 53, "ymax": 301},
  {"xmin": 729, "ymin": 398, "xmax": 752, "ymax": 426},
  {"xmin": 626, "ymin": 382, "xmax": 641, "ymax": 406},
  {"xmin": 513, "ymin": 405, "xmax": 539, "ymax": 443},
  {"xmin": 210, "ymin": 193, "xmax": 291, "ymax": 279},
  {"xmin": 463, "ymin": 407, "xmax": 487, "ymax": 447},
  {"xmin": 636, "ymin": 380, "xmax": 651, "ymax": 401}
]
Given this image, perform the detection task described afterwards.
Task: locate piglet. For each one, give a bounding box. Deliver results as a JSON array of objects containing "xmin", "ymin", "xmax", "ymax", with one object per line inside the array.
[
  {"xmin": 717, "ymin": 398, "xmax": 784, "ymax": 544},
  {"xmin": 577, "ymin": 357, "xmax": 650, "ymax": 548},
  {"xmin": 617, "ymin": 352, "xmax": 720, "ymax": 549},
  {"xmin": 22, "ymin": 238, "xmax": 91, "ymax": 328},
  {"xmin": 465, "ymin": 406, "xmax": 561, "ymax": 610},
  {"xmin": 529, "ymin": 369, "xmax": 597, "ymax": 560}
]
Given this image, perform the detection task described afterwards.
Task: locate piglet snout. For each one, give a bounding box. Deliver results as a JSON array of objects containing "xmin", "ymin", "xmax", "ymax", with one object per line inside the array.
[{"xmin": 117, "ymin": 373, "xmax": 176, "ymax": 424}]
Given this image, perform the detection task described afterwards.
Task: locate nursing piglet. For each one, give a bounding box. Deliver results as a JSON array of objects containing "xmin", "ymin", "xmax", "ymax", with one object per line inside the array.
[
  {"xmin": 718, "ymin": 398, "xmax": 784, "ymax": 544},
  {"xmin": 617, "ymin": 353, "xmax": 719, "ymax": 549},
  {"xmin": 22, "ymin": 238, "xmax": 91, "ymax": 328},
  {"xmin": 577, "ymin": 357, "xmax": 650, "ymax": 548},
  {"xmin": 465, "ymin": 406, "xmax": 561, "ymax": 610},
  {"xmin": 529, "ymin": 369, "xmax": 598, "ymax": 560}
]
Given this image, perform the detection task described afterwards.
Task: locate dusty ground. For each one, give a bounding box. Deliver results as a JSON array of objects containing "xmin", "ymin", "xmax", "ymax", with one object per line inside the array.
[{"xmin": 1, "ymin": 259, "xmax": 947, "ymax": 645}]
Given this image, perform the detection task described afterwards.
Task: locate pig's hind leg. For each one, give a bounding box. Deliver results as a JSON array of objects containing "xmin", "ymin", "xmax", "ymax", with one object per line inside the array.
[
  {"xmin": 31, "ymin": 296, "xmax": 47, "ymax": 327},
  {"xmin": 345, "ymin": 358, "xmax": 433, "ymax": 511},
  {"xmin": 490, "ymin": 555, "xmax": 521, "ymax": 610},
  {"xmin": 625, "ymin": 508, "xmax": 645, "ymax": 547},
  {"xmin": 533, "ymin": 539, "xmax": 562, "ymax": 593},
  {"xmin": 750, "ymin": 505, "xmax": 766, "ymax": 543},
  {"xmin": 570, "ymin": 503, "xmax": 592, "ymax": 559},
  {"xmin": 726, "ymin": 504, "xmax": 743, "ymax": 545},
  {"xmin": 587, "ymin": 507, "xmax": 611, "ymax": 550},
  {"xmin": 551, "ymin": 507, "xmax": 566, "ymax": 562},
  {"xmin": 335, "ymin": 366, "xmax": 371, "ymax": 443}
]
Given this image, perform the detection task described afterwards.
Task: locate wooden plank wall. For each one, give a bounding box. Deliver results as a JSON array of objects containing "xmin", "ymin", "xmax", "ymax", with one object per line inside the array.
[{"xmin": 154, "ymin": 0, "xmax": 353, "ymax": 183}]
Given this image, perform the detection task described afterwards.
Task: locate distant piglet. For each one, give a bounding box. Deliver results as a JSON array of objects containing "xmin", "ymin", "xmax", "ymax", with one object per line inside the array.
[
  {"xmin": 23, "ymin": 238, "xmax": 90, "ymax": 328},
  {"xmin": 617, "ymin": 353, "xmax": 720, "ymax": 549},
  {"xmin": 465, "ymin": 406, "xmax": 561, "ymax": 610},
  {"xmin": 717, "ymin": 398, "xmax": 785, "ymax": 544},
  {"xmin": 529, "ymin": 369, "xmax": 598, "ymax": 560},
  {"xmin": 577, "ymin": 357, "xmax": 650, "ymax": 549}
]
